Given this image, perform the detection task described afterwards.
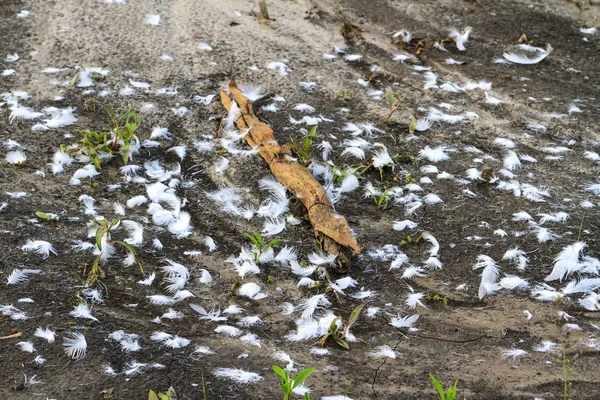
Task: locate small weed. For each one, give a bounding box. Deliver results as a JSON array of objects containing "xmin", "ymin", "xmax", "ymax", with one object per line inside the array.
[
  {"xmin": 289, "ymin": 125, "xmax": 317, "ymax": 165},
  {"xmin": 272, "ymin": 365, "xmax": 314, "ymax": 400},
  {"xmin": 425, "ymin": 294, "xmax": 448, "ymax": 305},
  {"xmin": 245, "ymin": 232, "xmax": 282, "ymax": 263},
  {"xmin": 85, "ymin": 218, "xmax": 143, "ymax": 286},
  {"xmin": 393, "ymin": 171, "xmax": 417, "ymax": 185},
  {"xmin": 35, "ymin": 211, "xmax": 58, "ymax": 221},
  {"xmin": 382, "ymin": 87, "xmax": 406, "ymax": 125},
  {"xmin": 363, "ymin": 186, "xmax": 393, "ymax": 209},
  {"xmin": 148, "ymin": 387, "xmax": 177, "ymax": 400},
  {"xmin": 337, "ymin": 89, "xmax": 353, "ymax": 98},
  {"xmin": 400, "ymin": 234, "xmax": 421, "ymax": 246},
  {"xmin": 69, "ymin": 101, "xmax": 141, "ymax": 169},
  {"xmin": 394, "ymin": 153, "xmax": 418, "ymax": 167},
  {"xmin": 267, "ymin": 275, "xmax": 275, "ymax": 284},
  {"xmin": 559, "ymin": 321, "xmax": 577, "ymax": 399},
  {"xmin": 429, "ymin": 373, "xmax": 459, "ymax": 400},
  {"xmin": 319, "ymin": 303, "xmax": 364, "ymax": 350}
]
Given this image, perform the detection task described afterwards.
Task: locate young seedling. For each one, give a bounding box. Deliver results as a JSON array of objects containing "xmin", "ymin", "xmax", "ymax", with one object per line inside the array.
[
  {"xmin": 319, "ymin": 304, "xmax": 365, "ymax": 350},
  {"xmin": 363, "ymin": 186, "xmax": 393, "ymax": 209},
  {"xmin": 272, "ymin": 365, "xmax": 314, "ymax": 400},
  {"xmin": 70, "ymin": 101, "xmax": 142, "ymax": 169},
  {"xmin": 148, "ymin": 387, "xmax": 177, "ymax": 400},
  {"xmin": 429, "ymin": 373, "xmax": 459, "ymax": 400},
  {"xmin": 289, "ymin": 125, "xmax": 317, "ymax": 165},
  {"xmin": 35, "ymin": 211, "xmax": 58, "ymax": 221},
  {"xmin": 244, "ymin": 232, "xmax": 282, "ymax": 263},
  {"xmin": 85, "ymin": 218, "xmax": 143, "ymax": 286},
  {"xmin": 425, "ymin": 294, "xmax": 448, "ymax": 305},
  {"xmin": 400, "ymin": 233, "xmax": 422, "ymax": 246},
  {"xmin": 382, "ymin": 87, "xmax": 406, "ymax": 125}
]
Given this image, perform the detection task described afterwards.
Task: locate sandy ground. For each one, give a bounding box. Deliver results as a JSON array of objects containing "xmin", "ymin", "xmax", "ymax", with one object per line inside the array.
[{"xmin": 1, "ymin": 0, "xmax": 600, "ymax": 399}]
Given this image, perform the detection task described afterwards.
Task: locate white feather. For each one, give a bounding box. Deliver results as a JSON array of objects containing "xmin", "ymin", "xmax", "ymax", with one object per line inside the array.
[
  {"xmin": 213, "ymin": 368, "xmax": 263, "ymax": 384},
  {"xmin": 473, "ymin": 255, "xmax": 501, "ymax": 299},
  {"xmin": 7, "ymin": 269, "xmax": 41, "ymax": 284},
  {"xmin": 63, "ymin": 332, "xmax": 87, "ymax": 359}
]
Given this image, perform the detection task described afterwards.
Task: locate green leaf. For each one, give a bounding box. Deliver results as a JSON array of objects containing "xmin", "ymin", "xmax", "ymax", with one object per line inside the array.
[
  {"xmin": 447, "ymin": 380, "xmax": 458, "ymax": 400},
  {"xmin": 244, "ymin": 232, "xmax": 261, "ymax": 249},
  {"xmin": 95, "ymin": 228, "xmax": 105, "ymax": 250},
  {"xmin": 272, "ymin": 365, "xmax": 288, "ymax": 381},
  {"xmin": 148, "ymin": 390, "xmax": 159, "ymax": 400},
  {"xmin": 263, "ymin": 238, "xmax": 283, "ymax": 252},
  {"xmin": 121, "ymin": 146, "xmax": 130, "ymax": 164},
  {"xmin": 108, "ymin": 218, "xmax": 121, "ymax": 230},
  {"xmin": 347, "ymin": 303, "xmax": 365, "ymax": 326},
  {"xmin": 307, "ymin": 125, "xmax": 317, "ymax": 138},
  {"xmin": 91, "ymin": 155, "xmax": 102, "ymax": 170},
  {"xmin": 292, "ymin": 368, "xmax": 314, "ymax": 389},
  {"xmin": 329, "ymin": 317, "xmax": 340, "ymax": 334},
  {"xmin": 429, "ymin": 373, "xmax": 446, "ymax": 400},
  {"xmin": 35, "ymin": 211, "xmax": 50, "ymax": 220},
  {"xmin": 165, "ymin": 387, "xmax": 177, "ymax": 400},
  {"xmin": 114, "ymin": 240, "xmax": 143, "ymax": 276},
  {"xmin": 304, "ymin": 393, "xmax": 311, "ymax": 400},
  {"xmin": 334, "ymin": 337, "xmax": 350, "ymax": 350}
]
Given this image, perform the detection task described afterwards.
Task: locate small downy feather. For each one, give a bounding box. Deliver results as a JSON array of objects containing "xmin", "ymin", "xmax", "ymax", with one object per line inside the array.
[
  {"xmin": 421, "ymin": 232, "xmax": 439, "ymax": 257},
  {"xmin": 137, "ymin": 272, "xmax": 156, "ymax": 286},
  {"xmin": 501, "ymin": 348, "xmax": 528, "ymax": 361},
  {"xmin": 503, "ymin": 44, "xmax": 552, "ymax": 65},
  {"xmin": 418, "ymin": 146, "xmax": 449, "ymax": 162},
  {"xmin": 215, "ymin": 325, "xmax": 242, "ymax": 337},
  {"xmin": 533, "ymin": 340, "xmax": 558, "ymax": 353},
  {"xmin": 393, "ymin": 220, "xmax": 418, "ymax": 231},
  {"xmin": 22, "ymin": 239, "xmax": 57, "ymax": 259},
  {"xmin": 299, "ymin": 294, "xmax": 331, "ymax": 320},
  {"xmin": 238, "ymin": 282, "xmax": 267, "ymax": 300},
  {"xmin": 499, "ymin": 274, "xmax": 530, "ymax": 290},
  {"xmin": 473, "ymin": 255, "xmax": 501, "ymax": 299},
  {"xmin": 7, "ymin": 269, "xmax": 41, "ymax": 284},
  {"xmin": 502, "ymin": 247, "xmax": 529, "ymax": 270},
  {"xmin": 503, "ymin": 150, "xmax": 521, "ymax": 171},
  {"xmin": 240, "ymin": 333, "xmax": 261, "ymax": 347},
  {"xmin": 389, "ymin": 314, "xmax": 419, "ymax": 330},
  {"xmin": 213, "ymin": 368, "xmax": 263, "ymax": 384},
  {"xmin": 17, "ymin": 341, "xmax": 36, "ymax": 353},
  {"xmin": 307, "ymin": 252, "xmax": 336, "ymax": 266},
  {"xmin": 70, "ymin": 302, "xmax": 98, "ymax": 321},
  {"xmin": 370, "ymin": 345, "xmax": 397, "ymax": 359},
  {"xmin": 545, "ymin": 242, "xmax": 587, "ymax": 282},
  {"xmin": 34, "ymin": 327, "xmax": 56, "ymax": 343},
  {"xmin": 406, "ymin": 290, "xmax": 426, "ymax": 309},
  {"xmin": 63, "ymin": 332, "xmax": 87, "ymax": 359}
]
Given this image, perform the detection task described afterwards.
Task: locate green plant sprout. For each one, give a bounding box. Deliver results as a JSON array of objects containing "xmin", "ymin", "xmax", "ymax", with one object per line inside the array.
[
  {"xmin": 244, "ymin": 232, "xmax": 282, "ymax": 263},
  {"xmin": 363, "ymin": 186, "xmax": 394, "ymax": 209},
  {"xmin": 289, "ymin": 125, "xmax": 317, "ymax": 165},
  {"xmin": 400, "ymin": 233, "xmax": 422, "ymax": 246},
  {"xmin": 425, "ymin": 294, "xmax": 448, "ymax": 305},
  {"xmin": 85, "ymin": 218, "xmax": 143, "ymax": 286},
  {"xmin": 319, "ymin": 304, "xmax": 364, "ymax": 350},
  {"xmin": 272, "ymin": 365, "xmax": 314, "ymax": 400},
  {"xmin": 382, "ymin": 87, "xmax": 407, "ymax": 125},
  {"xmin": 148, "ymin": 387, "xmax": 177, "ymax": 400},
  {"xmin": 429, "ymin": 373, "xmax": 459, "ymax": 400},
  {"xmin": 69, "ymin": 100, "xmax": 141, "ymax": 169}
]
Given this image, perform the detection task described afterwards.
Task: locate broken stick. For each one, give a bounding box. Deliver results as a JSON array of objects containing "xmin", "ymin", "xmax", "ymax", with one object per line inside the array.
[
  {"xmin": 220, "ymin": 80, "xmax": 361, "ymax": 265},
  {"xmin": 0, "ymin": 332, "xmax": 22, "ymax": 340}
]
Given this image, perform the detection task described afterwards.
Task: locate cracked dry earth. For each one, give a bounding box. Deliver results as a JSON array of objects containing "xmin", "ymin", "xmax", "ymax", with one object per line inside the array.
[{"xmin": 1, "ymin": 0, "xmax": 600, "ymax": 399}]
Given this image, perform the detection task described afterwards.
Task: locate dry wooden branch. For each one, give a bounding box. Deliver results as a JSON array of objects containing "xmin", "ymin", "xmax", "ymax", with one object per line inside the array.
[
  {"xmin": 220, "ymin": 80, "xmax": 361, "ymax": 265},
  {"xmin": 0, "ymin": 332, "xmax": 23, "ymax": 340}
]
